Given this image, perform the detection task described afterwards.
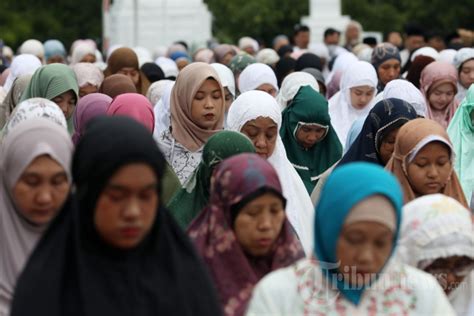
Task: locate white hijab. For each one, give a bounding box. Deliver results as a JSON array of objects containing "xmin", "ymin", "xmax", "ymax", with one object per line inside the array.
[
  {"xmin": 227, "ymin": 90, "xmax": 314, "ymax": 255},
  {"xmin": 211, "ymin": 63, "xmax": 236, "ymax": 97},
  {"xmin": 397, "ymin": 194, "xmax": 474, "ymax": 316},
  {"xmin": 153, "ymin": 81, "xmax": 175, "ymax": 141},
  {"xmin": 382, "ymin": 79, "xmax": 428, "ymax": 117},
  {"xmin": 2, "ymin": 54, "xmax": 42, "ymax": 93},
  {"xmin": 328, "ymin": 60, "xmax": 377, "ymax": 146},
  {"xmin": 238, "ymin": 63, "xmax": 278, "ymax": 94},
  {"xmin": 276, "ymin": 72, "xmax": 319, "ymax": 111},
  {"xmin": 0, "ymin": 118, "xmax": 73, "ymax": 315}
]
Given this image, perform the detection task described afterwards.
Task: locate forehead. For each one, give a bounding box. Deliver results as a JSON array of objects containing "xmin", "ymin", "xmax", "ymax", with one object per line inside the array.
[
  {"xmin": 380, "ymin": 59, "xmax": 400, "ymax": 67},
  {"xmin": 197, "ymin": 78, "xmax": 220, "ymax": 91},
  {"xmin": 243, "ymin": 117, "xmax": 277, "ymax": 129}
]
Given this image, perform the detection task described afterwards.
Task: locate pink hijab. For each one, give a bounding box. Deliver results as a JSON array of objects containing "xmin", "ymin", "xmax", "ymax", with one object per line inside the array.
[
  {"xmin": 420, "ymin": 61, "xmax": 459, "ymax": 128},
  {"xmin": 106, "ymin": 93, "xmax": 154, "ymax": 133}
]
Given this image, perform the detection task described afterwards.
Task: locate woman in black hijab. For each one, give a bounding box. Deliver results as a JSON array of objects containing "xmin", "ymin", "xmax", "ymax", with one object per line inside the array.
[{"xmin": 10, "ymin": 116, "xmax": 222, "ymax": 316}]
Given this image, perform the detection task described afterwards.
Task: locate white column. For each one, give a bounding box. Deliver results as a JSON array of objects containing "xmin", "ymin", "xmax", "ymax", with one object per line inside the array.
[{"xmin": 302, "ymin": 0, "xmax": 351, "ymax": 44}]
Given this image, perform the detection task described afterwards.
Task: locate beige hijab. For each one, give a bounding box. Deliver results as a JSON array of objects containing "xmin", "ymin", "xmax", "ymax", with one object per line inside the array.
[
  {"xmin": 0, "ymin": 118, "xmax": 73, "ymax": 314},
  {"xmin": 385, "ymin": 118, "xmax": 468, "ymax": 207},
  {"xmin": 170, "ymin": 62, "xmax": 225, "ymax": 152}
]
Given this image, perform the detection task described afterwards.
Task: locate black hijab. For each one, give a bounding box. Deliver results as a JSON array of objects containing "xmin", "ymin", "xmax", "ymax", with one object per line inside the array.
[
  {"xmin": 11, "ymin": 116, "xmax": 222, "ymax": 316},
  {"xmin": 140, "ymin": 62, "xmax": 165, "ymax": 83},
  {"xmin": 338, "ymin": 98, "xmax": 418, "ymax": 167},
  {"xmin": 295, "ymin": 53, "xmax": 322, "ymax": 71}
]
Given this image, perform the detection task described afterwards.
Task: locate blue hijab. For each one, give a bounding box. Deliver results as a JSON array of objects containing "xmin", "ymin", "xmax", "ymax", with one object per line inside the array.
[{"xmin": 314, "ymin": 162, "xmax": 403, "ymax": 305}]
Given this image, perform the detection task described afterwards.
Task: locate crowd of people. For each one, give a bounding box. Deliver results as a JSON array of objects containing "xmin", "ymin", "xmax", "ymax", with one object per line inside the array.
[{"xmin": 0, "ymin": 19, "xmax": 474, "ymax": 315}]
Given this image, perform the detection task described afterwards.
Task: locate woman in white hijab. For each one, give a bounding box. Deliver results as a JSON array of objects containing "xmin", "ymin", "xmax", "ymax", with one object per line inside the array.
[
  {"xmin": 238, "ymin": 63, "xmax": 279, "ymax": 97},
  {"xmin": 328, "ymin": 60, "xmax": 378, "ymax": 146},
  {"xmin": 71, "ymin": 63, "xmax": 105, "ymax": 98},
  {"xmin": 397, "ymin": 194, "xmax": 474, "ymax": 316},
  {"xmin": 152, "ymin": 80, "xmax": 175, "ymax": 141},
  {"xmin": 227, "ymin": 90, "xmax": 315, "ymax": 255},
  {"xmin": 211, "ymin": 63, "xmax": 236, "ymax": 127},
  {"xmin": 2, "ymin": 54, "xmax": 42, "ymax": 94},
  {"xmin": 276, "ymin": 72, "xmax": 319, "ymax": 110},
  {"xmin": 0, "ymin": 118, "xmax": 73, "ymax": 315},
  {"xmin": 378, "ymin": 79, "xmax": 428, "ymax": 117}
]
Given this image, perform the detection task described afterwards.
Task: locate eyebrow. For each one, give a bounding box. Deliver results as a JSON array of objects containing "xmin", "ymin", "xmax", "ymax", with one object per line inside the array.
[{"xmin": 106, "ymin": 183, "xmax": 157, "ymax": 191}]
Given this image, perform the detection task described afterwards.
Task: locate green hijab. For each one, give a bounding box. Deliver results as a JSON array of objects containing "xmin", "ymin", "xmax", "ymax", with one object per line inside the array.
[
  {"xmin": 281, "ymin": 85, "xmax": 342, "ymax": 193},
  {"xmin": 167, "ymin": 131, "xmax": 255, "ymax": 229},
  {"xmin": 20, "ymin": 64, "xmax": 79, "ymax": 134},
  {"xmin": 447, "ymin": 84, "xmax": 474, "ymax": 205}
]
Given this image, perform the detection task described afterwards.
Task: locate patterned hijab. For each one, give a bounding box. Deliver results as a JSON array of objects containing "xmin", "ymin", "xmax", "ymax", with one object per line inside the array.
[
  {"xmin": 339, "ymin": 98, "xmax": 418, "ymax": 166},
  {"xmin": 170, "ymin": 62, "xmax": 225, "ymax": 152},
  {"xmin": 167, "ymin": 131, "xmax": 255, "ymax": 229},
  {"xmin": 385, "ymin": 118, "xmax": 468, "ymax": 207},
  {"xmin": 371, "ymin": 43, "xmax": 401, "ymax": 92},
  {"xmin": 187, "ymin": 153, "xmax": 304, "ymax": 316},
  {"xmin": 420, "ymin": 61, "xmax": 459, "ymax": 129},
  {"xmin": 281, "ymin": 86, "xmax": 342, "ymax": 193}
]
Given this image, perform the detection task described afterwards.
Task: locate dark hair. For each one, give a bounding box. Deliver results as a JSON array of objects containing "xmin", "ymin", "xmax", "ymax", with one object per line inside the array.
[
  {"xmin": 293, "ymin": 24, "xmax": 310, "ymax": 36},
  {"xmin": 174, "ymin": 40, "xmax": 188, "ymax": 51},
  {"xmin": 363, "ymin": 37, "xmax": 377, "ymax": 46},
  {"xmin": 404, "ymin": 22, "xmax": 425, "ymax": 38},
  {"xmin": 324, "ymin": 28, "xmax": 341, "ymax": 39},
  {"xmin": 230, "ymin": 187, "xmax": 286, "ymax": 226}
]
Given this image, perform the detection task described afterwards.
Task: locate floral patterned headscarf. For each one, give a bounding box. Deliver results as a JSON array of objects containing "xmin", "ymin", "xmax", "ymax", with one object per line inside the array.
[{"xmin": 187, "ymin": 153, "xmax": 304, "ymax": 316}]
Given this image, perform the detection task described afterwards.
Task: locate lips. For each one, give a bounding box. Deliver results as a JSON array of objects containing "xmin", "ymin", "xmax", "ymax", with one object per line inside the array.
[
  {"xmin": 257, "ymin": 238, "xmax": 273, "ymax": 247},
  {"xmin": 256, "ymin": 152, "xmax": 268, "ymax": 159},
  {"xmin": 203, "ymin": 113, "xmax": 215, "ymax": 120},
  {"xmin": 120, "ymin": 227, "xmax": 141, "ymax": 238},
  {"xmin": 426, "ymin": 182, "xmax": 441, "ymax": 190}
]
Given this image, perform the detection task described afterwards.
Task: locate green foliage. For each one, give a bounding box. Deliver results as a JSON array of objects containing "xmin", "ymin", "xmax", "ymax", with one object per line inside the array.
[
  {"xmin": 0, "ymin": 0, "xmax": 101, "ymax": 52},
  {"xmin": 341, "ymin": 0, "xmax": 473, "ymax": 35},
  {"xmin": 204, "ymin": 0, "xmax": 308, "ymax": 45}
]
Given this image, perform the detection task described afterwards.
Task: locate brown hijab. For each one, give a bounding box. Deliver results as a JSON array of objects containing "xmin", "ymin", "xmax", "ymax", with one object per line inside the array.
[
  {"xmin": 104, "ymin": 47, "xmax": 150, "ymax": 95},
  {"xmin": 385, "ymin": 118, "xmax": 468, "ymax": 207},
  {"xmin": 170, "ymin": 62, "xmax": 225, "ymax": 152},
  {"xmin": 99, "ymin": 74, "xmax": 137, "ymax": 99}
]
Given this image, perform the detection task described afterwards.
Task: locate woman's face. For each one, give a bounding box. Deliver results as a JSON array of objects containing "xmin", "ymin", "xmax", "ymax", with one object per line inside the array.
[
  {"xmin": 46, "ymin": 55, "xmax": 66, "ymax": 64},
  {"xmin": 424, "ymin": 255, "xmax": 474, "ymax": 295},
  {"xmin": 241, "ymin": 117, "xmax": 278, "ymax": 159},
  {"xmin": 234, "ymin": 192, "xmax": 285, "ymax": 257},
  {"xmin": 223, "ymin": 87, "xmax": 234, "ymax": 112},
  {"xmin": 459, "ymin": 59, "xmax": 474, "ymax": 89},
  {"xmin": 52, "ymin": 90, "xmax": 77, "ymax": 119},
  {"xmin": 428, "ymin": 83, "xmax": 455, "ymax": 111},
  {"xmin": 349, "ymin": 85, "xmax": 375, "ymax": 109},
  {"xmin": 94, "ymin": 163, "xmax": 158, "ymax": 249},
  {"xmin": 117, "ymin": 67, "xmax": 139, "ymax": 86},
  {"xmin": 12, "ymin": 155, "xmax": 70, "ymax": 226},
  {"xmin": 256, "ymin": 83, "xmax": 277, "ymax": 97},
  {"xmin": 407, "ymin": 141, "xmax": 452, "ymax": 196},
  {"xmin": 377, "ymin": 59, "xmax": 401, "ymax": 85},
  {"xmin": 79, "ymin": 83, "xmax": 99, "ymax": 98},
  {"xmin": 80, "ymin": 53, "xmax": 96, "ymax": 64},
  {"xmin": 378, "ymin": 127, "xmax": 400, "ymax": 165},
  {"xmin": 190, "ymin": 79, "xmax": 223, "ymax": 130},
  {"xmin": 336, "ymin": 196, "xmax": 395, "ymax": 287},
  {"xmin": 295, "ymin": 124, "xmax": 327, "ymax": 149}
]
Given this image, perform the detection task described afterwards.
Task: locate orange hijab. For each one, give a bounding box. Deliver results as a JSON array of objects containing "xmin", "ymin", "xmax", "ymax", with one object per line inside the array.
[
  {"xmin": 170, "ymin": 62, "xmax": 225, "ymax": 152},
  {"xmin": 385, "ymin": 118, "xmax": 468, "ymax": 207}
]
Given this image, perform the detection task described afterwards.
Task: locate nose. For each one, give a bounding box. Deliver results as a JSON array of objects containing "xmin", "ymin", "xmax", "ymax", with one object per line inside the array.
[
  {"xmin": 123, "ymin": 198, "xmax": 141, "ymax": 220},
  {"xmin": 388, "ymin": 68, "xmax": 397, "ymax": 79},
  {"xmin": 356, "ymin": 245, "xmax": 375, "ymax": 267},
  {"xmin": 36, "ymin": 187, "xmax": 53, "ymax": 205},
  {"xmin": 427, "ymin": 164, "xmax": 439, "ymax": 178},
  {"xmin": 257, "ymin": 213, "xmax": 272, "ymax": 231},
  {"xmin": 204, "ymin": 96, "xmax": 215, "ymax": 109},
  {"xmin": 254, "ymin": 134, "xmax": 267, "ymax": 149}
]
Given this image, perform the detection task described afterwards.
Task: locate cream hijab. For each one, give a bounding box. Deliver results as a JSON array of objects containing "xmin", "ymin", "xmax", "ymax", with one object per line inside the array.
[
  {"xmin": 170, "ymin": 62, "xmax": 225, "ymax": 152},
  {"xmin": 0, "ymin": 118, "xmax": 73, "ymax": 315},
  {"xmin": 227, "ymin": 90, "xmax": 315, "ymax": 255}
]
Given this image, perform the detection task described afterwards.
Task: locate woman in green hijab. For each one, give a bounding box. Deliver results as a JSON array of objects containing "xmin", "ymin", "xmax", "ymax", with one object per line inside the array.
[
  {"xmin": 448, "ymin": 84, "xmax": 474, "ymax": 206},
  {"xmin": 167, "ymin": 130, "xmax": 255, "ymax": 229},
  {"xmin": 280, "ymin": 85, "xmax": 342, "ymax": 193},
  {"xmin": 21, "ymin": 64, "xmax": 79, "ymax": 134}
]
